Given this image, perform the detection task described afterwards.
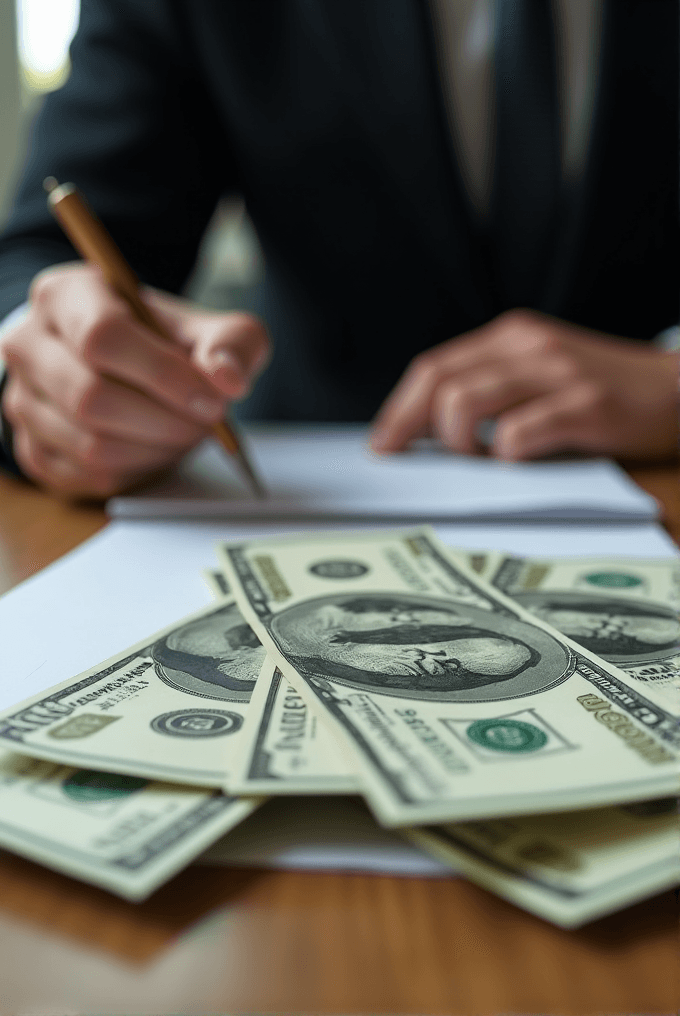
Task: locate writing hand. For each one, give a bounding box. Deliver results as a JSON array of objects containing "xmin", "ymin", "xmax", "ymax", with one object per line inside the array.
[
  {"xmin": 0, "ymin": 263, "xmax": 270, "ymax": 497},
  {"xmin": 371, "ymin": 309, "xmax": 679, "ymax": 460}
]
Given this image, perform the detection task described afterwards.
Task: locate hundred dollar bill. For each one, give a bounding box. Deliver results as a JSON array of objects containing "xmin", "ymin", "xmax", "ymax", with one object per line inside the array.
[
  {"xmin": 0, "ymin": 600, "xmax": 267, "ymax": 786},
  {"xmin": 483, "ymin": 554, "xmax": 680, "ymax": 714},
  {"xmin": 0, "ymin": 749, "xmax": 259, "ymax": 900},
  {"xmin": 202, "ymin": 571, "xmax": 357, "ymax": 795},
  {"xmin": 204, "ymin": 569, "xmax": 231, "ymax": 598},
  {"xmin": 405, "ymin": 796, "xmax": 680, "ymax": 928},
  {"xmin": 218, "ymin": 528, "xmax": 679, "ymax": 826},
  {"xmin": 225, "ymin": 659, "xmax": 359, "ymax": 795}
]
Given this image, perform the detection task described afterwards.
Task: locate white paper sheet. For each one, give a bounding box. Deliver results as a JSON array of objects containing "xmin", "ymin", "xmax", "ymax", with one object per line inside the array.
[
  {"xmin": 199, "ymin": 796, "xmax": 452, "ymax": 877},
  {"xmin": 108, "ymin": 428, "xmax": 659, "ymax": 522}
]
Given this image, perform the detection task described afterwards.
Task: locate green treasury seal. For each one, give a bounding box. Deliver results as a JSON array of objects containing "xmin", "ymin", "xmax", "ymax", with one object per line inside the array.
[{"xmin": 466, "ymin": 718, "xmax": 548, "ymax": 752}]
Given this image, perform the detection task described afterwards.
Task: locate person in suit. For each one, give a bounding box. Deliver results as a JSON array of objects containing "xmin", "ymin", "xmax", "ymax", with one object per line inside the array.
[{"xmin": 0, "ymin": 0, "xmax": 677, "ymax": 497}]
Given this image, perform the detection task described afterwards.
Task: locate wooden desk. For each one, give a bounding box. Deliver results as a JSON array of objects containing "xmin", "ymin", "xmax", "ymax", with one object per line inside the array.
[{"xmin": 0, "ymin": 467, "xmax": 677, "ymax": 1016}]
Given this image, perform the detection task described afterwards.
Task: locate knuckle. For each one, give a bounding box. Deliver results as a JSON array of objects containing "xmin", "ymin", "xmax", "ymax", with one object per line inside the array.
[
  {"xmin": 497, "ymin": 310, "xmax": 558, "ymax": 359},
  {"xmin": 237, "ymin": 313, "xmax": 271, "ymax": 368},
  {"xmin": 521, "ymin": 330, "xmax": 557, "ymax": 358},
  {"xmin": 409, "ymin": 349, "xmax": 439, "ymax": 378},
  {"xmin": 69, "ymin": 375, "xmax": 105, "ymax": 424},
  {"xmin": 2, "ymin": 380, "xmax": 26, "ymax": 424},
  {"xmin": 28, "ymin": 270, "xmax": 56, "ymax": 311},
  {"xmin": 498, "ymin": 308, "xmax": 535, "ymax": 331},
  {"xmin": 74, "ymin": 433, "xmax": 106, "ymax": 469},
  {"xmin": 0, "ymin": 336, "xmax": 23, "ymax": 365},
  {"xmin": 576, "ymin": 379, "xmax": 605, "ymax": 410},
  {"xmin": 530, "ymin": 328, "xmax": 556, "ymax": 355},
  {"xmin": 441, "ymin": 381, "xmax": 472, "ymax": 416},
  {"xmin": 534, "ymin": 331, "xmax": 559, "ymax": 356},
  {"xmin": 434, "ymin": 381, "xmax": 476, "ymax": 441},
  {"xmin": 14, "ymin": 431, "xmax": 48, "ymax": 485},
  {"xmin": 79, "ymin": 310, "xmax": 128, "ymax": 364},
  {"xmin": 0, "ymin": 319, "xmax": 31, "ymax": 362},
  {"xmin": 550, "ymin": 355, "xmax": 580, "ymax": 384}
]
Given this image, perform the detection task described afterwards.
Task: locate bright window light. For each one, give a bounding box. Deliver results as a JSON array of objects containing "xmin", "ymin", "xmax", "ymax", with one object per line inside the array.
[{"xmin": 16, "ymin": 0, "xmax": 80, "ymax": 93}]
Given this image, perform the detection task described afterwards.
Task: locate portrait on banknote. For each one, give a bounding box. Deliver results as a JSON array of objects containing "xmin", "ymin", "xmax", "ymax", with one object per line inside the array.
[
  {"xmin": 512, "ymin": 591, "xmax": 680, "ymax": 664},
  {"xmin": 269, "ymin": 593, "xmax": 574, "ymax": 702},
  {"xmin": 152, "ymin": 602, "xmax": 264, "ymax": 702}
]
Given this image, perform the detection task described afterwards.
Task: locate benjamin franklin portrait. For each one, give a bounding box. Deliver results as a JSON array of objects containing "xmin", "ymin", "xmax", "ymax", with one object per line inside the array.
[
  {"xmin": 269, "ymin": 593, "xmax": 573, "ymax": 703},
  {"xmin": 152, "ymin": 602, "xmax": 265, "ymax": 702},
  {"xmin": 513, "ymin": 591, "xmax": 680, "ymax": 664}
]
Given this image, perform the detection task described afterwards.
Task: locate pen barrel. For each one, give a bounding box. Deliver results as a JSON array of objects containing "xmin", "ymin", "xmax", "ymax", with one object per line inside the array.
[
  {"xmin": 212, "ymin": 419, "xmax": 240, "ymax": 456},
  {"xmin": 47, "ymin": 187, "xmax": 173, "ymax": 341}
]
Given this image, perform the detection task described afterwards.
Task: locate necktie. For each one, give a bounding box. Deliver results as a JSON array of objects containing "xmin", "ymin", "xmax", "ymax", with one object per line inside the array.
[{"xmin": 491, "ymin": 0, "xmax": 561, "ymax": 309}]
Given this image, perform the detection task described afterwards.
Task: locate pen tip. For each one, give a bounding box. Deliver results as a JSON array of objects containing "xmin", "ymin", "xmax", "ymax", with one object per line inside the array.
[{"xmin": 43, "ymin": 176, "xmax": 59, "ymax": 194}]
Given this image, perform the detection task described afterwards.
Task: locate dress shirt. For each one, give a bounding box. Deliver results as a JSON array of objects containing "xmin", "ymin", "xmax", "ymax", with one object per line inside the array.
[{"xmin": 430, "ymin": 0, "xmax": 603, "ymax": 216}]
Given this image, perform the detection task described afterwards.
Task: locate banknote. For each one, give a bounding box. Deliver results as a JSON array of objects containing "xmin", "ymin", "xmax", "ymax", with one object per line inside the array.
[
  {"xmin": 225, "ymin": 659, "xmax": 359, "ymax": 795},
  {"xmin": 0, "ymin": 600, "xmax": 267, "ymax": 785},
  {"xmin": 202, "ymin": 571, "xmax": 358, "ymax": 795},
  {"xmin": 405, "ymin": 796, "xmax": 680, "ymax": 928},
  {"xmin": 482, "ymin": 554, "xmax": 680, "ymax": 713},
  {"xmin": 0, "ymin": 749, "xmax": 259, "ymax": 900},
  {"xmin": 205, "ymin": 570, "xmax": 231, "ymax": 598},
  {"xmin": 218, "ymin": 528, "xmax": 679, "ymax": 826}
]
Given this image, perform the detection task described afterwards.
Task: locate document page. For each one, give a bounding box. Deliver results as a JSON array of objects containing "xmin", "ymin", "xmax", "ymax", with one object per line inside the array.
[
  {"xmin": 200, "ymin": 795, "xmax": 451, "ymax": 876},
  {"xmin": 108, "ymin": 427, "xmax": 658, "ymax": 522}
]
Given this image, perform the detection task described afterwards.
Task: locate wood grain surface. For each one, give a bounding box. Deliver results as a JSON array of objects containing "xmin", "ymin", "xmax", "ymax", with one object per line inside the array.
[{"xmin": 0, "ymin": 465, "xmax": 677, "ymax": 1016}]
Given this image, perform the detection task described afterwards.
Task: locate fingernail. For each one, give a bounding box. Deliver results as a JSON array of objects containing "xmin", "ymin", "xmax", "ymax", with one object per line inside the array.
[{"xmin": 190, "ymin": 396, "xmax": 225, "ymax": 421}]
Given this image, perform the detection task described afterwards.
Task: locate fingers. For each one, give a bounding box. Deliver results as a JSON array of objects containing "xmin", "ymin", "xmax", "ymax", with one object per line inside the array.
[
  {"xmin": 3, "ymin": 375, "xmax": 177, "ymax": 472},
  {"xmin": 33, "ymin": 268, "xmax": 228, "ymax": 425},
  {"xmin": 11, "ymin": 425, "xmax": 145, "ymax": 498},
  {"xmin": 371, "ymin": 350, "xmax": 439, "ymax": 451},
  {"xmin": 370, "ymin": 310, "xmax": 558, "ymax": 452},
  {"xmin": 373, "ymin": 352, "xmax": 577, "ymax": 454},
  {"xmin": 493, "ymin": 382, "xmax": 609, "ymax": 460},
  {"xmin": 3, "ymin": 373, "xmax": 191, "ymax": 496},
  {"xmin": 430, "ymin": 358, "xmax": 578, "ymax": 454},
  {"xmin": 5, "ymin": 329, "xmax": 208, "ymax": 447},
  {"xmin": 140, "ymin": 290, "xmax": 271, "ymax": 399}
]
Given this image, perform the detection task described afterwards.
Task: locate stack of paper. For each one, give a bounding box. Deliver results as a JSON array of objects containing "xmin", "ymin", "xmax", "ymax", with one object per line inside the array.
[{"xmin": 108, "ymin": 427, "xmax": 659, "ymax": 522}]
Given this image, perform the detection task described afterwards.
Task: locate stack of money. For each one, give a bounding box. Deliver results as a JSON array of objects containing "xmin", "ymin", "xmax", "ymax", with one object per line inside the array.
[{"xmin": 0, "ymin": 528, "xmax": 677, "ymax": 926}]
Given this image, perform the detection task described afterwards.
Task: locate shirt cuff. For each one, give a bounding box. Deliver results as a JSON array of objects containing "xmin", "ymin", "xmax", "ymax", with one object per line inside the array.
[{"xmin": 653, "ymin": 325, "xmax": 680, "ymax": 351}]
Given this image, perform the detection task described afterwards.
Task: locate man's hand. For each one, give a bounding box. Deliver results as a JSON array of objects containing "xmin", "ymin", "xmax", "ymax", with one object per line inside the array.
[
  {"xmin": 371, "ymin": 309, "xmax": 680, "ymax": 460},
  {"xmin": 0, "ymin": 263, "xmax": 270, "ymax": 497}
]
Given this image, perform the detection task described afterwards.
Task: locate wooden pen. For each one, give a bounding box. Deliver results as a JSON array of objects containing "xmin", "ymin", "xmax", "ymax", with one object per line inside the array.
[{"xmin": 43, "ymin": 177, "xmax": 266, "ymax": 499}]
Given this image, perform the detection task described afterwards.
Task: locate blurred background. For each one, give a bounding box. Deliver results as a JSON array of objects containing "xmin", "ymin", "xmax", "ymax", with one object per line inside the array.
[{"xmin": 0, "ymin": 0, "xmax": 261, "ymax": 311}]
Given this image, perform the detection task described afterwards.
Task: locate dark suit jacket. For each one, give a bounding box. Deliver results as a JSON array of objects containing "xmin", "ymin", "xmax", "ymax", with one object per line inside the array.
[{"xmin": 0, "ymin": 0, "xmax": 678, "ymax": 428}]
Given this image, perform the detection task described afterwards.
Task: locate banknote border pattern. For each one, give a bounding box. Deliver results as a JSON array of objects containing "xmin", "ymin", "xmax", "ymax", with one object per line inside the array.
[
  {"xmin": 247, "ymin": 668, "xmax": 285, "ymax": 780},
  {"xmin": 0, "ymin": 648, "xmax": 153, "ymax": 745},
  {"xmin": 0, "ymin": 791, "xmax": 238, "ymax": 872}
]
